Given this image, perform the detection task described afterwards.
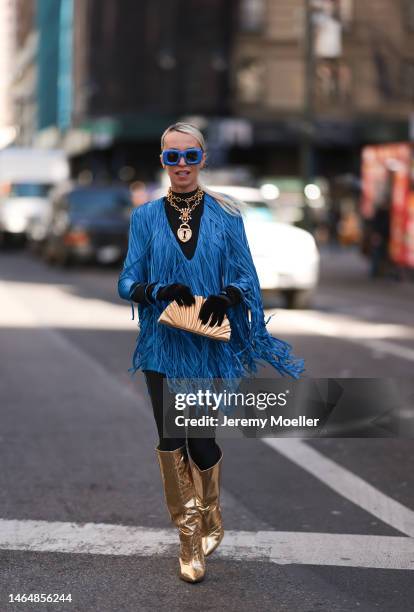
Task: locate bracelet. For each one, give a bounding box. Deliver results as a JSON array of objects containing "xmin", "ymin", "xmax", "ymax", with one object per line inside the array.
[
  {"xmin": 144, "ymin": 282, "xmax": 157, "ymax": 305},
  {"xmin": 218, "ymin": 289, "xmax": 233, "ymax": 306},
  {"xmin": 220, "ymin": 285, "xmax": 242, "ymax": 306},
  {"xmin": 219, "ymin": 289, "xmax": 230, "ymax": 298}
]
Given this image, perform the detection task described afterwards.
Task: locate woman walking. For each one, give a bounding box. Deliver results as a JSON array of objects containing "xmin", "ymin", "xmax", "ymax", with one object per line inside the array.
[{"xmin": 118, "ymin": 122, "xmax": 305, "ymax": 583}]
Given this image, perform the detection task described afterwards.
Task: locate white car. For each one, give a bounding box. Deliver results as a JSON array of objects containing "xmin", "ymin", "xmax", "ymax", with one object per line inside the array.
[
  {"xmin": 208, "ymin": 186, "xmax": 319, "ymax": 308},
  {"xmin": 0, "ymin": 184, "xmax": 52, "ymax": 246},
  {"xmin": 152, "ymin": 184, "xmax": 320, "ymax": 308}
]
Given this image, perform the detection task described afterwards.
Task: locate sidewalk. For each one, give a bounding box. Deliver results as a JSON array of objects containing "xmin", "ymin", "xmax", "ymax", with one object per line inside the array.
[{"xmin": 318, "ymin": 243, "xmax": 414, "ymax": 292}]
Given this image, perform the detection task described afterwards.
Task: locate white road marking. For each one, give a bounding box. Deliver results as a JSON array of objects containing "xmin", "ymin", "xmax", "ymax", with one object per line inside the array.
[
  {"xmin": 0, "ymin": 519, "xmax": 413, "ymax": 570},
  {"xmin": 0, "ymin": 280, "xmax": 137, "ymax": 330},
  {"xmin": 2, "ymin": 278, "xmax": 414, "ymax": 571},
  {"xmin": 0, "ymin": 279, "xmax": 151, "ymax": 412},
  {"xmin": 267, "ymin": 309, "xmax": 414, "ymax": 362},
  {"xmin": 358, "ymin": 339, "xmax": 414, "ymax": 362},
  {"xmin": 264, "ymin": 438, "xmax": 414, "ymax": 537}
]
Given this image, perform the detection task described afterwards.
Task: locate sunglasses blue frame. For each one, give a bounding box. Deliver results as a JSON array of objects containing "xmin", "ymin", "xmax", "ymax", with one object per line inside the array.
[{"xmin": 161, "ymin": 147, "xmax": 203, "ymax": 166}]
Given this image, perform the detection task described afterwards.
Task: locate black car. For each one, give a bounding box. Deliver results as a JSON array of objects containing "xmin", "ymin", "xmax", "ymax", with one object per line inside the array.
[{"xmin": 42, "ymin": 184, "xmax": 132, "ymax": 266}]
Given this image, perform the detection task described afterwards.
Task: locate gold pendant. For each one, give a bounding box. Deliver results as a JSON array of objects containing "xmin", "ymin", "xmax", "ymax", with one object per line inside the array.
[{"xmin": 177, "ymin": 223, "xmax": 192, "ymax": 242}]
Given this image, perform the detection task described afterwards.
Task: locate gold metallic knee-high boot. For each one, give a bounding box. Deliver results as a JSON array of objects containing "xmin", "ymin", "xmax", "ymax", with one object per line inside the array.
[
  {"xmin": 155, "ymin": 445, "xmax": 205, "ymax": 583},
  {"xmin": 187, "ymin": 444, "xmax": 224, "ymax": 557}
]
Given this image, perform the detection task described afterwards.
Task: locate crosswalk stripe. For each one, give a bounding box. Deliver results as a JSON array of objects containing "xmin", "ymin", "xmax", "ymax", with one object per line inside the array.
[
  {"xmin": 0, "ymin": 519, "xmax": 413, "ymax": 570},
  {"xmin": 265, "ymin": 438, "xmax": 414, "ymax": 537}
]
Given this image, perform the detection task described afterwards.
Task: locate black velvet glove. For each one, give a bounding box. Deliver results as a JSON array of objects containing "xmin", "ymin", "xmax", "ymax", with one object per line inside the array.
[
  {"xmin": 130, "ymin": 281, "xmax": 157, "ymax": 305},
  {"xmin": 155, "ymin": 283, "xmax": 196, "ymax": 307},
  {"xmin": 198, "ymin": 294, "xmax": 230, "ymax": 327},
  {"xmin": 198, "ymin": 285, "xmax": 242, "ymax": 327}
]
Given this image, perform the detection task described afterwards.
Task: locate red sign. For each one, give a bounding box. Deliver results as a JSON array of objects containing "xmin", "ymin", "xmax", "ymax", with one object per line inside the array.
[{"xmin": 361, "ymin": 143, "xmax": 413, "ymax": 268}]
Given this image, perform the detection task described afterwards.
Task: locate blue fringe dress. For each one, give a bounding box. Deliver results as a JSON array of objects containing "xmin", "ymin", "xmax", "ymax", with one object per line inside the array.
[{"xmin": 118, "ymin": 193, "xmax": 306, "ymax": 393}]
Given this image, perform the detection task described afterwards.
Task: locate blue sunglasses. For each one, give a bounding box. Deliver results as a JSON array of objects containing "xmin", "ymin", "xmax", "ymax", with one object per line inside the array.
[{"xmin": 162, "ymin": 147, "xmax": 203, "ymax": 166}]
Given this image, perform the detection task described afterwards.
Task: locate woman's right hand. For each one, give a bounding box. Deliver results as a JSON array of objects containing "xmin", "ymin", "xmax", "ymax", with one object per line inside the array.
[{"xmin": 154, "ymin": 283, "xmax": 195, "ymax": 306}]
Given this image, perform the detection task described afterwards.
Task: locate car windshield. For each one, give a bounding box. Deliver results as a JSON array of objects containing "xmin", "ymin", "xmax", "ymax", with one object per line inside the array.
[
  {"xmin": 68, "ymin": 189, "xmax": 131, "ymax": 216},
  {"xmin": 10, "ymin": 183, "xmax": 51, "ymax": 197},
  {"xmin": 243, "ymin": 200, "xmax": 274, "ymax": 221}
]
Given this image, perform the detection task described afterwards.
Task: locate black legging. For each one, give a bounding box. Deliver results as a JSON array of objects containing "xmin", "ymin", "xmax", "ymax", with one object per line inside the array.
[{"xmin": 143, "ymin": 370, "xmax": 221, "ymax": 470}]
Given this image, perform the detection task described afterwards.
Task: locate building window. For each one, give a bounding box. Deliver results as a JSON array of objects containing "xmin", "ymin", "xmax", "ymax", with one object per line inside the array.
[
  {"xmin": 401, "ymin": 62, "xmax": 414, "ymax": 101},
  {"xmin": 239, "ymin": 0, "xmax": 266, "ymax": 32},
  {"xmin": 338, "ymin": 0, "xmax": 353, "ymax": 29},
  {"xmin": 312, "ymin": 0, "xmax": 353, "ymax": 30},
  {"xmin": 403, "ymin": 0, "xmax": 414, "ymax": 31},
  {"xmin": 236, "ymin": 57, "xmax": 265, "ymax": 104},
  {"xmin": 315, "ymin": 59, "xmax": 352, "ymax": 106}
]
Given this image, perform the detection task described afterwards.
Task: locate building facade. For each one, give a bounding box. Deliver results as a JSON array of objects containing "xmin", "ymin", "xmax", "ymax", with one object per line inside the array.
[
  {"xmin": 0, "ymin": 0, "xmax": 16, "ymax": 146},
  {"xmin": 231, "ymin": 0, "xmax": 414, "ymax": 177},
  {"xmin": 8, "ymin": 0, "xmax": 414, "ymax": 181},
  {"xmin": 66, "ymin": 0, "xmax": 237, "ymax": 178}
]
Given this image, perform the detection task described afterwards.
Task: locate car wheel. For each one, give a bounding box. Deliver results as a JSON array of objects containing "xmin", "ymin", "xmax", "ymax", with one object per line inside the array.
[{"xmin": 282, "ymin": 289, "xmax": 313, "ymax": 309}]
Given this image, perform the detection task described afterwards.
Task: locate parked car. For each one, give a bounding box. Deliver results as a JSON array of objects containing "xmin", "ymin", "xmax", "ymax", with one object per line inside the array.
[
  {"xmin": 210, "ymin": 185, "xmax": 320, "ymax": 308},
  {"xmin": 0, "ymin": 147, "xmax": 69, "ymax": 248},
  {"xmin": 42, "ymin": 183, "xmax": 132, "ymax": 266},
  {"xmin": 0, "ymin": 183, "xmax": 53, "ymax": 248}
]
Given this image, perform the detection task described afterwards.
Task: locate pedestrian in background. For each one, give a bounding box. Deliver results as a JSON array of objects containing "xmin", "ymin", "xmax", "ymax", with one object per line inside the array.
[
  {"xmin": 370, "ymin": 174, "xmax": 392, "ymax": 278},
  {"xmin": 129, "ymin": 180, "xmax": 149, "ymax": 207}
]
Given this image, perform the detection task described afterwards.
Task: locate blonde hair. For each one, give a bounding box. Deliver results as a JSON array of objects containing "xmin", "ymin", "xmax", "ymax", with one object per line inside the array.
[{"xmin": 160, "ymin": 122, "xmax": 242, "ymax": 217}]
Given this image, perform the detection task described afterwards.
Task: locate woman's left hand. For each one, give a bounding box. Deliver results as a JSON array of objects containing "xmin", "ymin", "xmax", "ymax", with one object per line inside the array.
[{"xmin": 198, "ymin": 294, "xmax": 232, "ymax": 327}]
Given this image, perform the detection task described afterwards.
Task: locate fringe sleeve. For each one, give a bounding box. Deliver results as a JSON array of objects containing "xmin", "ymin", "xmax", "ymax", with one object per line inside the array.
[
  {"xmin": 223, "ymin": 211, "xmax": 306, "ymax": 379},
  {"xmin": 118, "ymin": 206, "xmax": 151, "ymax": 320}
]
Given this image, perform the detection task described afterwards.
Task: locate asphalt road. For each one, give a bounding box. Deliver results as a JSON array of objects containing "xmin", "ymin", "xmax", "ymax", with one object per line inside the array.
[{"xmin": 0, "ymin": 244, "xmax": 413, "ymax": 612}]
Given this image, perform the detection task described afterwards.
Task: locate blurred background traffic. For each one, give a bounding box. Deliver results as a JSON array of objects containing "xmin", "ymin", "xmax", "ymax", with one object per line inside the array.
[{"xmin": 0, "ymin": 0, "xmax": 413, "ymax": 302}]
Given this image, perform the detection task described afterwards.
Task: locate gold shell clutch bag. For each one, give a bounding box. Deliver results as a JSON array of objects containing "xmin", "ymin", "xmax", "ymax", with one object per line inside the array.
[{"xmin": 157, "ymin": 295, "xmax": 231, "ymax": 342}]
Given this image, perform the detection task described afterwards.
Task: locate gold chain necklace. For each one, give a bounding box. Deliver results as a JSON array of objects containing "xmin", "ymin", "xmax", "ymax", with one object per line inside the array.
[{"xmin": 166, "ymin": 186, "xmax": 204, "ymax": 243}]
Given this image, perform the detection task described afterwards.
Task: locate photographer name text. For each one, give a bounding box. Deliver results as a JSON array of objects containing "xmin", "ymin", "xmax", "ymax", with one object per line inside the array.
[{"xmin": 174, "ymin": 415, "xmax": 320, "ymax": 428}]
